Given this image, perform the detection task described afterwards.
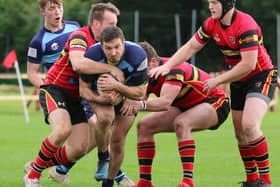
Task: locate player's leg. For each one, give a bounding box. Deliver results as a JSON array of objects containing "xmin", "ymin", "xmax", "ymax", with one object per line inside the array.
[
  {"xmin": 242, "ymin": 97, "xmax": 271, "ymax": 185},
  {"xmin": 174, "ymin": 98, "xmax": 229, "ymax": 187},
  {"xmin": 102, "ymin": 114, "xmax": 135, "ymax": 187},
  {"xmin": 133, "ymin": 107, "xmax": 180, "ymax": 187},
  {"xmin": 87, "ymin": 113, "xmax": 134, "ymax": 186},
  {"xmin": 48, "ymin": 121, "xmax": 89, "ymax": 184},
  {"xmin": 24, "ymin": 108, "xmax": 72, "ymax": 187}
]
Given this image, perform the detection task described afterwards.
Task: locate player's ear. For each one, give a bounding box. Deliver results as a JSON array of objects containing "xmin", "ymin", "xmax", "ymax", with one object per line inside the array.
[{"xmin": 150, "ymin": 57, "xmax": 158, "ymax": 65}]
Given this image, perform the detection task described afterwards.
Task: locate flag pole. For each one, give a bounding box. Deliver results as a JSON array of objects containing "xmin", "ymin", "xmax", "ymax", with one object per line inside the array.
[{"xmin": 14, "ymin": 61, "xmax": 30, "ymax": 123}]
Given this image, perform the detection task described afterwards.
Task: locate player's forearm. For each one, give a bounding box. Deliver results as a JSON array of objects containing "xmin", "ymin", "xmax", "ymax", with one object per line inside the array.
[
  {"xmin": 116, "ymin": 83, "xmax": 146, "ymax": 100},
  {"xmin": 143, "ymin": 97, "xmax": 170, "ymax": 112},
  {"xmin": 27, "ymin": 73, "xmax": 44, "ymax": 88},
  {"xmin": 216, "ymin": 61, "xmax": 254, "ymax": 85},
  {"xmin": 166, "ymin": 36, "xmax": 202, "ymax": 69}
]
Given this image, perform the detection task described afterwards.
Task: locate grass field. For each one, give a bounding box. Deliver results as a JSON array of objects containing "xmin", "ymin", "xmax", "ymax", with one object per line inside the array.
[{"xmin": 0, "ymin": 97, "xmax": 280, "ymax": 187}]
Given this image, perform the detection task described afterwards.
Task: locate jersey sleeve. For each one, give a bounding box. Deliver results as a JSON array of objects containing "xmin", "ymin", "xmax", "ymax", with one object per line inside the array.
[
  {"xmin": 126, "ymin": 45, "xmax": 148, "ymax": 87},
  {"xmin": 195, "ymin": 17, "xmax": 213, "ymax": 45},
  {"xmin": 68, "ymin": 30, "xmax": 89, "ymax": 52},
  {"xmin": 164, "ymin": 69, "xmax": 184, "ymax": 87},
  {"xmin": 27, "ymin": 38, "xmax": 43, "ymax": 64},
  {"xmin": 238, "ymin": 15, "xmax": 259, "ymax": 52}
]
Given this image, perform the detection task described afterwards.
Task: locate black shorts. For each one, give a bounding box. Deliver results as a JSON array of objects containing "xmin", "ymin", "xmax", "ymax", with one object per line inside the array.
[
  {"xmin": 206, "ymin": 97, "xmax": 230, "ymax": 130},
  {"xmin": 230, "ymin": 68, "xmax": 277, "ymax": 110},
  {"xmin": 39, "ymin": 84, "xmax": 87, "ymax": 125}
]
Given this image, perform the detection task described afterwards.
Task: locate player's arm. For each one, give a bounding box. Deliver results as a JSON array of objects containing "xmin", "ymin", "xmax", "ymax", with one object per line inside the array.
[
  {"xmin": 27, "ymin": 62, "xmax": 44, "ymax": 88},
  {"xmin": 213, "ymin": 50, "xmax": 257, "ymax": 84},
  {"xmin": 139, "ymin": 83, "xmax": 180, "ymax": 112},
  {"xmin": 149, "ymin": 36, "xmax": 204, "ymax": 78},
  {"xmin": 79, "ymin": 78, "xmax": 115, "ymax": 105},
  {"xmin": 116, "ymin": 84, "xmax": 146, "ymax": 101}
]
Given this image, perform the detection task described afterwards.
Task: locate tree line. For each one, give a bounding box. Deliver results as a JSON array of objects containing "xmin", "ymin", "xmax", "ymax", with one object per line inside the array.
[{"xmin": 0, "ymin": 0, "xmax": 279, "ymax": 73}]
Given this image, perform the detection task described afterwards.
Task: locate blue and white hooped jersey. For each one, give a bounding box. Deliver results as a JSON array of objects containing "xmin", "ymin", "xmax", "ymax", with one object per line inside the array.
[
  {"xmin": 27, "ymin": 20, "xmax": 80, "ymax": 69},
  {"xmin": 82, "ymin": 41, "xmax": 148, "ymax": 91}
]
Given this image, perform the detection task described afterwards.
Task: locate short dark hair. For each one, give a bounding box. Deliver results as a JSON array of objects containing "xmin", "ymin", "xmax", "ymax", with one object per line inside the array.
[{"xmin": 100, "ymin": 26, "xmax": 125, "ymax": 44}]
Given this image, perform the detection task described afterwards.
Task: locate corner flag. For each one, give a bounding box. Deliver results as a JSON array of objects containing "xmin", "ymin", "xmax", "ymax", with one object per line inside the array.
[
  {"xmin": 2, "ymin": 49, "xmax": 30, "ymax": 123},
  {"xmin": 2, "ymin": 50, "xmax": 17, "ymax": 69}
]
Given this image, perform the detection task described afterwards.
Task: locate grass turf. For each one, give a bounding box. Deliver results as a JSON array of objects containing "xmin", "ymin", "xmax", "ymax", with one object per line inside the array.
[{"xmin": 0, "ymin": 99, "xmax": 279, "ymax": 187}]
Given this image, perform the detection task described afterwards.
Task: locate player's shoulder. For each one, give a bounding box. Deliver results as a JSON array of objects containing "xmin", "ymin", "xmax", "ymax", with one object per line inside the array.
[
  {"xmin": 28, "ymin": 27, "xmax": 46, "ymax": 47},
  {"xmin": 234, "ymin": 10, "xmax": 259, "ymax": 32},
  {"xmin": 85, "ymin": 43, "xmax": 103, "ymax": 60},
  {"xmin": 235, "ymin": 10, "xmax": 257, "ymax": 26},
  {"xmin": 70, "ymin": 26, "xmax": 90, "ymax": 38},
  {"xmin": 124, "ymin": 41, "xmax": 146, "ymax": 57},
  {"xmin": 64, "ymin": 20, "xmax": 80, "ymax": 28}
]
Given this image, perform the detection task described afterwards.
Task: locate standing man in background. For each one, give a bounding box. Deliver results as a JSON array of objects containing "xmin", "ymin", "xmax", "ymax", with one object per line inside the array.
[
  {"xmin": 27, "ymin": 0, "xmax": 80, "ymax": 110},
  {"xmin": 149, "ymin": 1, "xmax": 277, "ymax": 187}
]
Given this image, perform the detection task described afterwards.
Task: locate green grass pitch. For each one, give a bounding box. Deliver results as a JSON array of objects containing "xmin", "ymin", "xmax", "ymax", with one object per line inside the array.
[{"xmin": 0, "ymin": 100, "xmax": 279, "ymax": 187}]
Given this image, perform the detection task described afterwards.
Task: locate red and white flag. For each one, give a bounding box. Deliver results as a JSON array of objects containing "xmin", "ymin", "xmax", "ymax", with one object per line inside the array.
[{"xmin": 2, "ymin": 50, "xmax": 17, "ymax": 69}]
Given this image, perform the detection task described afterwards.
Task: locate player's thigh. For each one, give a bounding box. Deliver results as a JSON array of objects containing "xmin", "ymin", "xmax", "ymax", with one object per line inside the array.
[
  {"xmin": 138, "ymin": 106, "xmax": 181, "ymax": 133},
  {"xmin": 175, "ymin": 103, "xmax": 218, "ymax": 131},
  {"xmin": 67, "ymin": 122, "xmax": 89, "ymax": 149},
  {"xmin": 49, "ymin": 108, "xmax": 72, "ymax": 132},
  {"xmin": 89, "ymin": 102, "xmax": 115, "ymax": 122},
  {"xmin": 111, "ymin": 115, "xmax": 136, "ymax": 142},
  {"xmin": 243, "ymin": 97, "xmax": 268, "ymax": 128}
]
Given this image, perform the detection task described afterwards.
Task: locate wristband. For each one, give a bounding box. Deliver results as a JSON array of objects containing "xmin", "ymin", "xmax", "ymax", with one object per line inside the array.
[{"xmin": 140, "ymin": 100, "xmax": 147, "ymax": 111}]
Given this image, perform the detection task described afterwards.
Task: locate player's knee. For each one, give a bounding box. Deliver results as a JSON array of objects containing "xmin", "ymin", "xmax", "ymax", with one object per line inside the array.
[
  {"xmin": 242, "ymin": 120, "xmax": 259, "ymax": 138},
  {"xmin": 137, "ymin": 120, "xmax": 151, "ymax": 135},
  {"xmin": 97, "ymin": 113, "xmax": 114, "ymax": 128},
  {"xmin": 53, "ymin": 127, "xmax": 72, "ymax": 143},
  {"xmin": 173, "ymin": 118, "xmax": 188, "ymax": 132}
]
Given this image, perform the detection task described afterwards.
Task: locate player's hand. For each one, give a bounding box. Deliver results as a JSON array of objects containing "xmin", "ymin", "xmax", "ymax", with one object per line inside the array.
[
  {"xmin": 203, "ymin": 78, "xmax": 219, "ymax": 95},
  {"xmin": 148, "ymin": 65, "xmax": 170, "ymax": 79},
  {"xmin": 120, "ymin": 99, "xmax": 138, "ymax": 116},
  {"xmin": 98, "ymin": 73, "xmax": 119, "ymax": 92},
  {"xmin": 110, "ymin": 66, "xmax": 124, "ymax": 83}
]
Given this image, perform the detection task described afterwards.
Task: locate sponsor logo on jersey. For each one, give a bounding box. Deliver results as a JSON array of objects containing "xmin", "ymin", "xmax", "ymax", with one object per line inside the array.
[{"xmin": 51, "ymin": 42, "xmax": 59, "ymax": 51}]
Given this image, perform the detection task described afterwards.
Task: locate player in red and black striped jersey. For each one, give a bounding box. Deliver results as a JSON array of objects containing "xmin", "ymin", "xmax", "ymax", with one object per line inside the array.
[
  {"xmin": 149, "ymin": 1, "xmax": 276, "ymax": 186},
  {"xmin": 129, "ymin": 41, "xmax": 230, "ymax": 187}
]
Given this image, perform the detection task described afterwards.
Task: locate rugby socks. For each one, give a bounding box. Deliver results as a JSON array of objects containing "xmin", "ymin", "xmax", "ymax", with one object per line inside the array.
[
  {"xmin": 56, "ymin": 162, "xmax": 76, "ymax": 174},
  {"xmin": 249, "ymin": 135, "xmax": 271, "ymax": 184},
  {"xmin": 98, "ymin": 149, "xmax": 110, "ymax": 161},
  {"xmin": 178, "ymin": 139, "xmax": 195, "ymax": 187},
  {"xmin": 51, "ymin": 146, "xmax": 72, "ymax": 166},
  {"xmin": 238, "ymin": 144, "xmax": 258, "ymax": 182},
  {"xmin": 102, "ymin": 179, "xmax": 114, "ymax": 187},
  {"xmin": 137, "ymin": 141, "xmax": 155, "ymax": 185},
  {"xmin": 28, "ymin": 137, "xmax": 58, "ymax": 179}
]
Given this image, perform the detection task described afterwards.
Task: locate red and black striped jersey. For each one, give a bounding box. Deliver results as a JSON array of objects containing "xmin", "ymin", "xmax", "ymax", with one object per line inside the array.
[
  {"xmin": 147, "ymin": 58, "xmax": 227, "ymax": 110},
  {"xmin": 44, "ymin": 26, "xmax": 97, "ymax": 97},
  {"xmin": 195, "ymin": 10, "xmax": 273, "ymax": 81}
]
